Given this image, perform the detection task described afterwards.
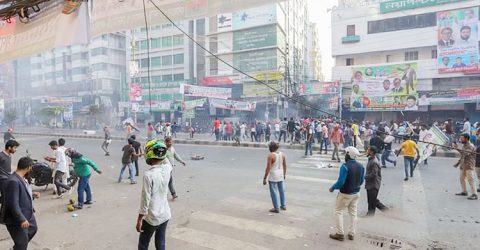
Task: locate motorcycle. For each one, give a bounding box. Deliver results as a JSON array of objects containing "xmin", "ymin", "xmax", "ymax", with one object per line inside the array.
[{"xmin": 26, "ymin": 151, "xmax": 79, "ymax": 189}]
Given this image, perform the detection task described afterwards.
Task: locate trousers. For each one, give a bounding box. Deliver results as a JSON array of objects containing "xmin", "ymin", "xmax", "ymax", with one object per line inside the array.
[
  {"xmin": 6, "ymin": 217, "xmax": 37, "ymax": 250},
  {"xmin": 334, "ymin": 192, "xmax": 360, "ymax": 236}
]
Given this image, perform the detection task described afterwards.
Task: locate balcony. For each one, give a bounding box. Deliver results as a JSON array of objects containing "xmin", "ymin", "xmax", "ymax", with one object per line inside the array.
[{"xmin": 341, "ymin": 35, "xmax": 361, "ymax": 44}]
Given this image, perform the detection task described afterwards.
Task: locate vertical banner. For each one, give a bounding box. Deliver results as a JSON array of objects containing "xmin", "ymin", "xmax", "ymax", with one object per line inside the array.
[
  {"xmin": 129, "ymin": 84, "xmax": 142, "ymax": 102},
  {"xmin": 63, "ymin": 104, "xmax": 73, "ymax": 121},
  {"xmin": 419, "ymin": 125, "xmax": 450, "ymax": 162},
  {"xmin": 350, "ymin": 63, "xmax": 418, "ymax": 111},
  {"xmin": 437, "ymin": 7, "xmax": 479, "ymax": 73}
]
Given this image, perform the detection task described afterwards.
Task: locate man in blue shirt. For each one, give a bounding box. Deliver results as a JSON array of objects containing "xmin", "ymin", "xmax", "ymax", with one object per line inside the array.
[{"xmin": 329, "ymin": 146, "xmax": 365, "ymax": 241}]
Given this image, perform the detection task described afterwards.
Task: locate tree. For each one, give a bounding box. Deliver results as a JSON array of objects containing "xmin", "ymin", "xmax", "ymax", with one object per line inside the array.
[{"xmin": 3, "ymin": 109, "xmax": 18, "ymax": 128}]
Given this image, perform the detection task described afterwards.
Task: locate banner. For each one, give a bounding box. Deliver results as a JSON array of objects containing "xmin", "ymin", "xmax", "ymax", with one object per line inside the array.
[
  {"xmin": 437, "ymin": 7, "xmax": 479, "ymax": 73},
  {"xmin": 181, "ymin": 84, "xmax": 231, "ymax": 99},
  {"xmin": 251, "ymin": 71, "xmax": 284, "ymax": 82},
  {"xmin": 233, "ymin": 25, "xmax": 277, "ymax": 51},
  {"xmin": 129, "ymin": 84, "xmax": 142, "ymax": 102},
  {"xmin": 140, "ymin": 101, "xmax": 171, "ymax": 112},
  {"xmin": 419, "ymin": 125, "xmax": 450, "ymax": 162},
  {"xmin": 183, "ymin": 109, "xmax": 195, "ymax": 119},
  {"xmin": 380, "ymin": 0, "xmax": 467, "ymax": 14},
  {"xmin": 299, "ymin": 82, "xmax": 339, "ymax": 96},
  {"xmin": 0, "ymin": 0, "xmax": 285, "ymax": 63},
  {"xmin": 243, "ymin": 83, "xmax": 282, "ymax": 97},
  {"xmin": 418, "ymin": 88, "xmax": 480, "ymax": 106},
  {"xmin": 184, "ymin": 98, "xmax": 207, "ymax": 109},
  {"xmin": 201, "ymin": 75, "xmax": 240, "ymax": 86},
  {"xmin": 209, "ymin": 98, "xmax": 256, "ymax": 111},
  {"xmin": 63, "ymin": 104, "xmax": 73, "ymax": 121},
  {"xmin": 350, "ymin": 63, "xmax": 418, "ymax": 111},
  {"xmin": 232, "ymin": 4, "xmax": 277, "ymax": 30},
  {"xmin": 217, "ymin": 13, "xmax": 232, "ymax": 32}
]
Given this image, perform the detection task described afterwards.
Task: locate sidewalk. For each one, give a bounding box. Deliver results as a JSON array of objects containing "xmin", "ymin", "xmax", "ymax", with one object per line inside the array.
[{"xmin": 11, "ymin": 126, "xmax": 458, "ymax": 158}]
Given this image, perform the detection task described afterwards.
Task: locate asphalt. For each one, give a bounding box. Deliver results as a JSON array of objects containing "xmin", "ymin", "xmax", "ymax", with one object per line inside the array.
[
  {"xmin": 0, "ymin": 135, "xmax": 476, "ymax": 250},
  {"xmin": 11, "ymin": 127, "xmax": 459, "ymax": 158}
]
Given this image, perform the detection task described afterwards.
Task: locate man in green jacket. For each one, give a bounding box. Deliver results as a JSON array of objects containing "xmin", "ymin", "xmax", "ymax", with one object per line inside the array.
[{"xmin": 65, "ymin": 148, "xmax": 102, "ymax": 209}]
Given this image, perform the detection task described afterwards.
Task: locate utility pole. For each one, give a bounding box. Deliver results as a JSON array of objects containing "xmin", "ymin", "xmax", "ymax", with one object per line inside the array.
[{"xmin": 339, "ymin": 79, "xmax": 343, "ymax": 121}]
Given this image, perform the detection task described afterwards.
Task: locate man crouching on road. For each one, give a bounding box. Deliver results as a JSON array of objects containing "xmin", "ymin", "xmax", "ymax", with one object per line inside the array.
[
  {"xmin": 328, "ymin": 146, "xmax": 365, "ymax": 241},
  {"xmin": 137, "ymin": 140, "xmax": 172, "ymax": 250}
]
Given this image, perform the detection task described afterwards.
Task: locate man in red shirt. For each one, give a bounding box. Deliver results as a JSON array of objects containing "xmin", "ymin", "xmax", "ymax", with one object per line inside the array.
[{"xmin": 213, "ymin": 118, "xmax": 220, "ymax": 141}]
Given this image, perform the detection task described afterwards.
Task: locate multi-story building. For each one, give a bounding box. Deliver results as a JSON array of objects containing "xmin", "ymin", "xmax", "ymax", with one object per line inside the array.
[
  {"xmin": 128, "ymin": 19, "xmax": 207, "ymax": 122},
  {"xmin": 332, "ymin": 0, "xmax": 480, "ymax": 122},
  {"xmin": 306, "ymin": 22, "xmax": 324, "ymax": 82}
]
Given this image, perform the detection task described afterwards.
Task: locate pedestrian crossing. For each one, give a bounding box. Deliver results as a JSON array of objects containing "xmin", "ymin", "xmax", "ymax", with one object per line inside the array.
[
  {"xmin": 290, "ymin": 153, "xmax": 368, "ymax": 171},
  {"xmin": 167, "ymin": 155, "xmax": 356, "ymax": 249}
]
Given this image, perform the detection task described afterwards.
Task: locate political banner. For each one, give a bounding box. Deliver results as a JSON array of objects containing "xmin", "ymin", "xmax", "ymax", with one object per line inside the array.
[
  {"xmin": 299, "ymin": 82, "xmax": 340, "ymax": 96},
  {"xmin": 129, "ymin": 84, "xmax": 142, "ymax": 102},
  {"xmin": 63, "ymin": 104, "xmax": 73, "ymax": 121},
  {"xmin": 242, "ymin": 83, "xmax": 282, "ymax": 97},
  {"xmin": 419, "ymin": 125, "xmax": 450, "ymax": 162},
  {"xmin": 418, "ymin": 88, "xmax": 480, "ymax": 106},
  {"xmin": 184, "ymin": 98, "xmax": 207, "ymax": 109},
  {"xmin": 181, "ymin": 84, "xmax": 231, "ymax": 99},
  {"xmin": 201, "ymin": 75, "xmax": 240, "ymax": 86},
  {"xmin": 209, "ymin": 98, "xmax": 256, "ymax": 111},
  {"xmin": 183, "ymin": 109, "xmax": 195, "ymax": 119},
  {"xmin": 350, "ymin": 63, "xmax": 418, "ymax": 111},
  {"xmin": 437, "ymin": 7, "xmax": 479, "ymax": 73}
]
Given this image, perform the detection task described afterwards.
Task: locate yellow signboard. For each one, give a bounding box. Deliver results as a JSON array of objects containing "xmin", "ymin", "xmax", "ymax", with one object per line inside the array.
[{"xmin": 243, "ymin": 84, "xmax": 283, "ymax": 97}]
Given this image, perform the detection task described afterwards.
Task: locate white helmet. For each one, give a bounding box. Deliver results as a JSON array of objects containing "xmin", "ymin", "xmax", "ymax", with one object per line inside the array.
[{"xmin": 345, "ymin": 146, "xmax": 360, "ymax": 159}]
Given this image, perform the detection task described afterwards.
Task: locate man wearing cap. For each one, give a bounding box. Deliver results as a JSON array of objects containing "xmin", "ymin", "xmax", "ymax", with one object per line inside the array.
[
  {"xmin": 329, "ymin": 146, "xmax": 365, "ymax": 241},
  {"xmin": 365, "ymin": 146, "xmax": 388, "ymax": 216}
]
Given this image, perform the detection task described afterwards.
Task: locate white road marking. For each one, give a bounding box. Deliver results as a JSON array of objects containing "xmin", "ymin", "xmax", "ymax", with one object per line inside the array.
[
  {"xmin": 190, "ymin": 211, "xmax": 305, "ymax": 240},
  {"xmin": 287, "ymin": 175, "xmax": 336, "ymax": 184},
  {"xmin": 170, "ymin": 227, "xmax": 273, "ymax": 250}
]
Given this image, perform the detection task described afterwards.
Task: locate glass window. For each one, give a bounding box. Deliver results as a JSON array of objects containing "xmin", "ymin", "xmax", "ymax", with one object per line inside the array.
[
  {"xmin": 151, "ymin": 38, "xmax": 161, "ymax": 49},
  {"xmin": 346, "ymin": 58, "xmax": 354, "ymax": 66},
  {"xmin": 404, "ymin": 51, "xmax": 418, "ymax": 61},
  {"xmin": 346, "ymin": 25, "xmax": 355, "ymax": 36},
  {"xmin": 173, "ymin": 54, "xmax": 184, "ymax": 64},
  {"xmin": 173, "ymin": 35, "xmax": 184, "ymax": 46},
  {"xmin": 162, "ymin": 74, "xmax": 173, "ymax": 82},
  {"xmin": 173, "ymin": 73, "xmax": 184, "ymax": 81},
  {"xmin": 151, "ymin": 57, "xmax": 162, "ymax": 67},
  {"xmin": 162, "ymin": 55, "xmax": 172, "ymax": 66},
  {"xmin": 431, "ymin": 50, "xmax": 437, "ymax": 59},
  {"xmin": 162, "ymin": 36, "xmax": 172, "ymax": 47},
  {"xmin": 368, "ymin": 12, "xmax": 436, "ymax": 34}
]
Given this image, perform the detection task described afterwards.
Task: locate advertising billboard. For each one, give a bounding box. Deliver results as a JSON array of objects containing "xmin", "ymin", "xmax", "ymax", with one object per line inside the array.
[
  {"xmin": 298, "ymin": 82, "xmax": 340, "ymax": 96},
  {"xmin": 233, "ymin": 48, "xmax": 278, "ymax": 73},
  {"xmin": 242, "ymin": 83, "xmax": 282, "ymax": 97},
  {"xmin": 232, "ymin": 4, "xmax": 276, "ymax": 30},
  {"xmin": 380, "ymin": 0, "xmax": 467, "ymax": 14},
  {"xmin": 209, "ymin": 98, "xmax": 256, "ymax": 111},
  {"xmin": 233, "ymin": 25, "xmax": 277, "ymax": 51},
  {"xmin": 350, "ymin": 63, "xmax": 418, "ymax": 111},
  {"xmin": 437, "ymin": 7, "xmax": 479, "ymax": 73}
]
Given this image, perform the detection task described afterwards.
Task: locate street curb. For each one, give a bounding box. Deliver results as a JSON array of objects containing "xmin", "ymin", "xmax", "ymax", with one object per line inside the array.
[{"xmin": 14, "ymin": 132, "xmax": 458, "ymax": 158}]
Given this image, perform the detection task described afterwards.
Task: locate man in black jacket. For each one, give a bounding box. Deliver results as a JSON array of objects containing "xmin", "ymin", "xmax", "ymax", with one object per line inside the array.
[
  {"xmin": 287, "ymin": 118, "xmax": 296, "ymax": 143},
  {"xmin": 365, "ymin": 146, "xmax": 388, "ymax": 216},
  {"xmin": 1, "ymin": 157, "xmax": 40, "ymax": 250},
  {"xmin": 369, "ymin": 132, "xmax": 385, "ymax": 161},
  {"xmin": 0, "ymin": 140, "xmax": 20, "ymax": 204}
]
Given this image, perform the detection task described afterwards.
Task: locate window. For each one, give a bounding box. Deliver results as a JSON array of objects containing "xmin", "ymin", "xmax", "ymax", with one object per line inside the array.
[
  {"xmin": 162, "ymin": 36, "xmax": 172, "ymax": 48},
  {"xmin": 162, "ymin": 55, "xmax": 172, "ymax": 66},
  {"xmin": 173, "ymin": 35, "xmax": 184, "ymax": 46},
  {"xmin": 368, "ymin": 12, "xmax": 436, "ymax": 34},
  {"xmin": 386, "ymin": 55, "xmax": 392, "ymax": 63},
  {"xmin": 138, "ymin": 58, "xmax": 149, "ymax": 68},
  {"xmin": 173, "ymin": 73, "xmax": 184, "ymax": 81},
  {"xmin": 404, "ymin": 51, "xmax": 418, "ymax": 61},
  {"xmin": 136, "ymin": 40, "xmax": 148, "ymax": 50},
  {"xmin": 151, "ymin": 38, "xmax": 161, "ymax": 49},
  {"xmin": 151, "ymin": 57, "xmax": 161, "ymax": 67},
  {"xmin": 346, "ymin": 58, "xmax": 354, "ymax": 66},
  {"xmin": 92, "ymin": 63, "xmax": 107, "ymax": 71},
  {"xmin": 346, "ymin": 25, "xmax": 355, "ymax": 36},
  {"xmin": 72, "ymin": 67, "xmax": 87, "ymax": 75},
  {"xmin": 173, "ymin": 54, "xmax": 184, "ymax": 64},
  {"xmin": 91, "ymin": 48, "xmax": 107, "ymax": 56},
  {"xmin": 162, "ymin": 74, "xmax": 173, "ymax": 82},
  {"xmin": 152, "ymin": 76, "xmax": 162, "ymax": 83},
  {"xmin": 431, "ymin": 49, "xmax": 437, "ymax": 59}
]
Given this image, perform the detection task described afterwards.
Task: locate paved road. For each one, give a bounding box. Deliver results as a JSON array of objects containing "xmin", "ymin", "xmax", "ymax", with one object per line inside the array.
[{"xmin": 0, "ymin": 135, "xmax": 477, "ymax": 249}]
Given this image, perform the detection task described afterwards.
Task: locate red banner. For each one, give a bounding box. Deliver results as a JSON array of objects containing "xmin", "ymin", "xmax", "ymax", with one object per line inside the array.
[{"xmin": 201, "ymin": 76, "xmax": 234, "ymax": 86}]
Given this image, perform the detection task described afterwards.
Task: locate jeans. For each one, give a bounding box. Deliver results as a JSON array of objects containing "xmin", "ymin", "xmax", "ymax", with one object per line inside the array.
[
  {"xmin": 305, "ymin": 141, "xmax": 312, "ymax": 156},
  {"xmin": 138, "ymin": 220, "xmax": 168, "ymax": 250},
  {"xmin": 279, "ymin": 131, "xmax": 287, "ymax": 142},
  {"xmin": 289, "ymin": 131, "xmax": 295, "ymax": 142},
  {"xmin": 344, "ymin": 137, "xmax": 352, "ymax": 147},
  {"xmin": 366, "ymin": 188, "xmax": 387, "ymax": 215},
  {"xmin": 274, "ymin": 131, "xmax": 280, "ymax": 140},
  {"xmin": 168, "ymin": 171, "xmax": 175, "ymax": 196},
  {"xmin": 381, "ymin": 150, "xmax": 396, "ymax": 167},
  {"xmin": 119, "ymin": 162, "xmax": 136, "ymax": 183},
  {"xmin": 132, "ymin": 159, "xmax": 139, "ymax": 176},
  {"xmin": 78, "ymin": 175, "xmax": 92, "ymax": 207},
  {"xmin": 404, "ymin": 156, "xmax": 415, "ymax": 178},
  {"xmin": 251, "ymin": 132, "xmax": 256, "ymax": 142},
  {"xmin": 6, "ymin": 217, "xmax": 37, "ymax": 250},
  {"xmin": 334, "ymin": 192, "xmax": 360, "ymax": 236},
  {"xmin": 268, "ymin": 181, "xmax": 286, "ymax": 209},
  {"xmin": 54, "ymin": 170, "xmax": 70, "ymax": 195},
  {"xmin": 332, "ymin": 143, "xmax": 340, "ymax": 160},
  {"xmin": 214, "ymin": 129, "xmax": 220, "ymax": 141},
  {"xmin": 320, "ymin": 138, "xmax": 328, "ymax": 153}
]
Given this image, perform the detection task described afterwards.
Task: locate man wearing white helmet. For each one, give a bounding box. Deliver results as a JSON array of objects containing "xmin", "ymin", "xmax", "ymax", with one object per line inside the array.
[{"xmin": 329, "ymin": 146, "xmax": 365, "ymax": 241}]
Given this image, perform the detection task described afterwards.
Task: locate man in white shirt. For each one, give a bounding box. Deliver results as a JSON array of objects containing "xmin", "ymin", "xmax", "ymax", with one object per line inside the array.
[
  {"xmin": 463, "ymin": 117, "xmax": 471, "ymax": 134},
  {"xmin": 274, "ymin": 122, "xmax": 280, "ymax": 140},
  {"xmin": 44, "ymin": 140, "xmax": 71, "ymax": 198},
  {"xmin": 240, "ymin": 123, "xmax": 247, "ymax": 141},
  {"xmin": 137, "ymin": 140, "xmax": 172, "ymax": 250}
]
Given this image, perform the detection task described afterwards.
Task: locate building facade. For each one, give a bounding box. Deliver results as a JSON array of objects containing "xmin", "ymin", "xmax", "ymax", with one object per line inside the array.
[{"xmin": 332, "ymin": 0, "xmax": 480, "ymax": 122}]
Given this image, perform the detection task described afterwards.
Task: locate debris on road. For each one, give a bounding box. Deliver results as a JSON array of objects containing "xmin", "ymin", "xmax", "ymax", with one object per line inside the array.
[{"xmin": 191, "ymin": 155, "xmax": 204, "ymax": 160}]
